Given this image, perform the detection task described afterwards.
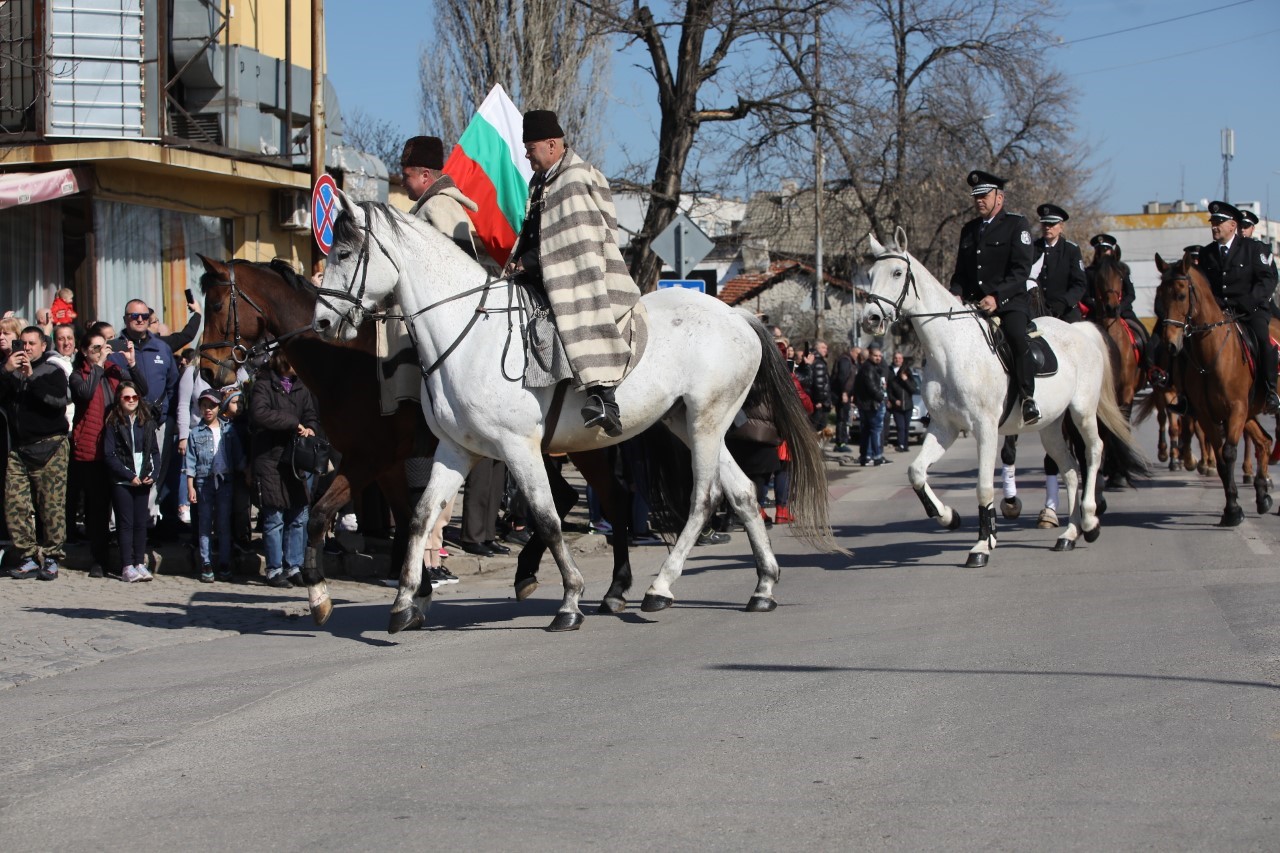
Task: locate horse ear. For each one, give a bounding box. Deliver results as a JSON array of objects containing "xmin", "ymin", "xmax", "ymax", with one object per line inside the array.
[
  {"xmin": 894, "ymin": 226, "xmax": 909, "ymax": 255},
  {"xmin": 1154, "ymin": 253, "xmax": 1166, "ymax": 272},
  {"xmin": 198, "ymin": 253, "xmax": 222, "ymax": 276},
  {"xmin": 868, "ymin": 232, "xmax": 885, "ymax": 256},
  {"xmin": 335, "ymin": 188, "xmax": 365, "ymax": 226}
]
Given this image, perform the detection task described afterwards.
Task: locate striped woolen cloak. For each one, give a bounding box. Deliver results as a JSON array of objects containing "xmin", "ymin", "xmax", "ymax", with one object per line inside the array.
[{"xmin": 533, "ymin": 149, "xmax": 645, "ymax": 390}]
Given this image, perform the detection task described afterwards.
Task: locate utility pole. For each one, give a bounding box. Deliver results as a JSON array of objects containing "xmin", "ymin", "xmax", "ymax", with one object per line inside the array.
[
  {"xmin": 1222, "ymin": 127, "xmax": 1234, "ymax": 203},
  {"xmin": 812, "ymin": 14, "xmax": 825, "ymax": 344},
  {"xmin": 310, "ymin": 0, "xmax": 326, "ymax": 272}
]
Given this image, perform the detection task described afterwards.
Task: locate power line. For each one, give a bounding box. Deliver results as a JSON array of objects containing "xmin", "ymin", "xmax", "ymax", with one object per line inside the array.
[
  {"xmin": 1053, "ymin": 0, "xmax": 1255, "ymax": 48},
  {"xmin": 1074, "ymin": 25, "xmax": 1280, "ymax": 76}
]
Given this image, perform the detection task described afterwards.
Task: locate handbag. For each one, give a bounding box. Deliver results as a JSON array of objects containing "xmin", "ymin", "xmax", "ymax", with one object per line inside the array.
[{"xmin": 288, "ymin": 433, "xmax": 330, "ymax": 480}]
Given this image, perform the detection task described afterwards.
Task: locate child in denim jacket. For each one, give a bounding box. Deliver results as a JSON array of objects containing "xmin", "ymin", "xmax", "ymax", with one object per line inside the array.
[{"xmin": 185, "ymin": 388, "xmax": 246, "ymax": 582}]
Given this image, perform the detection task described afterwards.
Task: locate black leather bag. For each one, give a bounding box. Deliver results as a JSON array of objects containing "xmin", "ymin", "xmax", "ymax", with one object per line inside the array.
[{"xmin": 288, "ymin": 434, "xmax": 330, "ymax": 480}]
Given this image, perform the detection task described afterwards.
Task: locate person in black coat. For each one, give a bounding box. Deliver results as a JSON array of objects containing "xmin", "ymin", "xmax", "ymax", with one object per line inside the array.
[
  {"xmin": 885, "ymin": 354, "xmax": 916, "ymax": 453},
  {"xmin": 102, "ymin": 381, "xmax": 161, "ymax": 582},
  {"xmin": 250, "ymin": 350, "xmax": 321, "ymax": 586},
  {"xmin": 1031, "ymin": 204, "xmax": 1087, "ymax": 322},
  {"xmin": 949, "ymin": 170, "xmax": 1039, "ymax": 424},
  {"xmin": 1200, "ymin": 200, "xmax": 1280, "ymax": 412},
  {"xmin": 853, "ymin": 344, "xmax": 892, "ymax": 465}
]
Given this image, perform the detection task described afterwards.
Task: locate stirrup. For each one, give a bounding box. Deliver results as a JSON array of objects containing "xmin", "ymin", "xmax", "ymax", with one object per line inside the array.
[
  {"xmin": 582, "ymin": 395, "xmax": 623, "ymax": 437},
  {"xmin": 1148, "ymin": 366, "xmax": 1169, "ymax": 388}
]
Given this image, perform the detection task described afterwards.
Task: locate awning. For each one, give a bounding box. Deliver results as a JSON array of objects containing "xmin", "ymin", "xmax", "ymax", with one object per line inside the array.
[{"xmin": 0, "ymin": 168, "xmax": 83, "ymax": 210}]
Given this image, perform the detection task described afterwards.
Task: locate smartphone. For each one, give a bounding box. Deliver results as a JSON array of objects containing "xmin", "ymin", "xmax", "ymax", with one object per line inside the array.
[
  {"xmin": 786, "ymin": 359, "xmax": 795, "ymax": 372},
  {"xmin": 184, "ymin": 288, "xmax": 195, "ymax": 305}
]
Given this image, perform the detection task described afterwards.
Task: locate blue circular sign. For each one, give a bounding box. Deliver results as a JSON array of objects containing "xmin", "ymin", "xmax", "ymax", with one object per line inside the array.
[{"xmin": 312, "ymin": 174, "xmax": 339, "ymax": 255}]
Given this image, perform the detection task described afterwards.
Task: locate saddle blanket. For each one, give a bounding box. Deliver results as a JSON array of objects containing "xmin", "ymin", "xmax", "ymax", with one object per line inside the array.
[{"xmin": 519, "ymin": 284, "xmax": 649, "ymax": 389}]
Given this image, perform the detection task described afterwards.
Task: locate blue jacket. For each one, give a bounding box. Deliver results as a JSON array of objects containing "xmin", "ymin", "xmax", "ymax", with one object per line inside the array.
[
  {"xmin": 108, "ymin": 332, "xmax": 178, "ymax": 420},
  {"xmin": 184, "ymin": 418, "xmax": 245, "ymax": 480}
]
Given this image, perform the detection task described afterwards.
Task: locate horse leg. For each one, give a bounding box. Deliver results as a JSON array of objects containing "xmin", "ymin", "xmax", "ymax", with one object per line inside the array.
[
  {"xmin": 999, "ymin": 435, "xmax": 1022, "ymax": 519},
  {"xmin": 577, "ymin": 448, "xmax": 634, "ymax": 614},
  {"xmin": 1041, "ymin": 423, "xmax": 1080, "ymax": 551},
  {"xmin": 1244, "ymin": 419, "xmax": 1274, "ymax": 514},
  {"xmin": 303, "ymin": 470, "xmax": 357, "ymax": 626},
  {"xmin": 1209, "ymin": 419, "xmax": 1243, "ymax": 527},
  {"xmin": 1242, "ymin": 432, "xmax": 1255, "ymax": 486},
  {"xmin": 641, "ymin": 430, "xmax": 726, "ymax": 612},
  {"xmin": 388, "ymin": 447, "xmax": 470, "ymax": 633},
  {"xmin": 714, "ymin": 449, "xmax": 781, "ymax": 611},
  {"xmin": 513, "ymin": 456, "xmax": 580, "ymax": 603},
  {"xmin": 908, "ymin": 427, "xmax": 961, "ymax": 529},
  {"xmin": 1156, "ymin": 404, "xmax": 1169, "ymax": 463},
  {"xmin": 501, "ymin": 448, "xmax": 590, "ymax": 632},
  {"xmin": 963, "ymin": 422, "xmax": 1001, "ymax": 568}
]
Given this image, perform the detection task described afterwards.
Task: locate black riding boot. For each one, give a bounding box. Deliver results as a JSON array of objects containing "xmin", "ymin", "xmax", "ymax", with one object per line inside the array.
[
  {"xmin": 582, "ymin": 385, "xmax": 623, "ymax": 436},
  {"xmin": 1019, "ymin": 356, "xmax": 1040, "ymax": 425}
]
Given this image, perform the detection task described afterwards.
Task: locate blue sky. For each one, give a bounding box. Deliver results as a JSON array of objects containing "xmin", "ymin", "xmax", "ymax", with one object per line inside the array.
[{"xmin": 326, "ymin": 0, "xmax": 1280, "ymax": 216}]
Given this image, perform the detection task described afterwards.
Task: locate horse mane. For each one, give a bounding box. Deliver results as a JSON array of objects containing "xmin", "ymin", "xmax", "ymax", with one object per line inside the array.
[{"xmin": 331, "ymin": 200, "xmax": 408, "ymax": 251}]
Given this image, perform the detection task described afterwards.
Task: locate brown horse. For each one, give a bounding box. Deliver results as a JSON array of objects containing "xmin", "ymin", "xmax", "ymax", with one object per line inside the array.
[
  {"xmin": 1151, "ymin": 254, "xmax": 1273, "ymax": 525},
  {"xmin": 1087, "ymin": 256, "xmax": 1146, "ymax": 422},
  {"xmin": 197, "ymin": 257, "xmax": 650, "ymax": 625}
]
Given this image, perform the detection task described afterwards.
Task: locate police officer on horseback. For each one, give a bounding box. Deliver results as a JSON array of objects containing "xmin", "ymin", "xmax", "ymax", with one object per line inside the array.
[
  {"xmin": 1032, "ymin": 204, "xmax": 1087, "ymax": 322},
  {"xmin": 950, "ymin": 170, "xmax": 1040, "ymax": 424},
  {"xmin": 1201, "ymin": 200, "xmax": 1280, "ymax": 413}
]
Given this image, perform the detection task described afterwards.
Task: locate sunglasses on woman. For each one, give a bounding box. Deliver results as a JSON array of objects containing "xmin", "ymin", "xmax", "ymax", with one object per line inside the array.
[{"xmin": 120, "ymin": 394, "xmax": 139, "ymax": 401}]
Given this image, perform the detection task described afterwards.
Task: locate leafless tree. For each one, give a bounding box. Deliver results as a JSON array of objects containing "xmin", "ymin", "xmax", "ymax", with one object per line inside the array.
[
  {"xmin": 587, "ymin": 0, "xmax": 832, "ymax": 291},
  {"xmin": 342, "ymin": 107, "xmax": 406, "ymax": 175},
  {"xmin": 419, "ymin": 0, "xmax": 610, "ymax": 157},
  {"xmin": 731, "ymin": 0, "xmax": 1097, "ymax": 273}
]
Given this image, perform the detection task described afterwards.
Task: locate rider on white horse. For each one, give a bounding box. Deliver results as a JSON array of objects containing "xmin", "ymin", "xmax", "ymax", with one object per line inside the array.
[
  {"xmin": 949, "ymin": 170, "xmax": 1040, "ymax": 425},
  {"xmin": 505, "ymin": 109, "xmax": 642, "ymax": 437}
]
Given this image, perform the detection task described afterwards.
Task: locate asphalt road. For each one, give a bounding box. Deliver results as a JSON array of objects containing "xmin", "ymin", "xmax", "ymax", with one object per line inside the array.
[{"xmin": 2, "ymin": 424, "xmax": 1278, "ymax": 851}]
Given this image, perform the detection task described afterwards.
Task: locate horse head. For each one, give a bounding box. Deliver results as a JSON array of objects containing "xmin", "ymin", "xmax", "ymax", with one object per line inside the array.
[
  {"xmin": 1089, "ymin": 256, "xmax": 1125, "ymax": 318},
  {"xmin": 864, "ymin": 228, "xmax": 920, "ymax": 332},
  {"xmin": 1154, "ymin": 252, "xmax": 1194, "ymax": 355},
  {"xmin": 197, "ymin": 255, "xmax": 270, "ymax": 387},
  {"xmin": 312, "ymin": 190, "xmax": 406, "ymax": 342}
]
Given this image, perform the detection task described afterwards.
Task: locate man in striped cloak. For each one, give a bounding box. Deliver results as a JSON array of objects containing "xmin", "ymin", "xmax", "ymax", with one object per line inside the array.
[{"xmin": 506, "ymin": 109, "xmax": 644, "ymax": 437}]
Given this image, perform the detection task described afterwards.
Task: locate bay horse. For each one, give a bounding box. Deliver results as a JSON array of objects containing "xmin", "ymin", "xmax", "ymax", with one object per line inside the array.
[
  {"xmin": 1150, "ymin": 254, "xmax": 1273, "ymax": 525},
  {"xmin": 197, "ymin": 257, "xmax": 648, "ymax": 625},
  {"xmin": 310, "ymin": 197, "xmax": 835, "ymax": 633},
  {"xmin": 1087, "ymin": 256, "xmax": 1146, "ymax": 422},
  {"xmin": 862, "ymin": 231, "xmax": 1146, "ymax": 567}
]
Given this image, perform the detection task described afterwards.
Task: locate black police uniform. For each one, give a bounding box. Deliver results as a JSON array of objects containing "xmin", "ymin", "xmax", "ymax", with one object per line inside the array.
[
  {"xmin": 1200, "ymin": 233, "xmax": 1280, "ymax": 400},
  {"xmin": 949, "ymin": 208, "xmax": 1037, "ymax": 402},
  {"xmin": 1034, "ymin": 237, "xmax": 1087, "ymax": 322}
]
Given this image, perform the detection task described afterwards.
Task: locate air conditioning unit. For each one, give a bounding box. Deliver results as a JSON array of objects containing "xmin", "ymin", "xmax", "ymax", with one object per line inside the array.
[{"xmin": 277, "ymin": 189, "xmax": 311, "ymax": 231}]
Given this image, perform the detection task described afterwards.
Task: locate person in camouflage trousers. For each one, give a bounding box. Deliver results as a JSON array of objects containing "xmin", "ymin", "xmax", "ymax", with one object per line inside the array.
[{"xmin": 1, "ymin": 326, "xmax": 71, "ymax": 580}]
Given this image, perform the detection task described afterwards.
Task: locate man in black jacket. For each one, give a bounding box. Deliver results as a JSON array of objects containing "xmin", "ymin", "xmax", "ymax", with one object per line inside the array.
[
  {"xmin": 1032, "ymin": 204, "xmax": 1087, "ymax": 322},
  {"xmin": 949, "ymin": 170, "xmax": 1039, "ymax": 424},
  {"xmin": 0, "ymin": 327, "xmax": 71, "ymax": 580},
  {"xmin": 1200, "ymin": 200, "xmax": 1280, "ymax": 412},
  {"xmin": 853, "ymin": 344, "xmax": 892, "ymax": 465},
  {"xmin": 830, "ymin": 346, "xmax": 858, "ymax": 452},
  {"xmin": 796, "ymin": 340, "xmax": 832, "ymax": 432}
]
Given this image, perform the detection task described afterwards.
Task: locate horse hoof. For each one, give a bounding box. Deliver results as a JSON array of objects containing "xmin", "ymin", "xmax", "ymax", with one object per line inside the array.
[
  {"xmin": 1219, "ymin": 507, "xmax": 1245, "ymax": 527},
  {"xmin": 1000, "ymin": 497, "xmax": 1022, "ymax": 519},
  {"xmin": 514, "ymin": 576, "xmax": 539, "ymax": 602},
  {"xmin": 1082, "ymin": 525, "xmax": 1101, "ymax": 543},
  {"xmin": 945, "ymin": 510, "xmax": 962, "ymax": 531},
  {"xmin": 597, "ymin": 596, "xmax": 626, "ymax": 614},
  {"xmin": 388, "ymin": 605, "xmax": 425, "ymax": 634},
  {"xmin": 641, "ymin": 593, "xmax": 674, "ymax": 612},
  {"xmin": 1258, "ymin": 496, "xmax": 1274, "ymax": 515},
  {"xmin": 1052, "ymin": 537, "xmax": 1075, "ymax": 552},
  {"xmin": 1168, "ymin": 458, "xmax": 1178, "ymax": 472},
  {"xmin": 311, "ymin": 598, "xmax": 332, "ymax": 627},
  {"xmin": 547, "ymin": 611, "xmax": 584, "ymax": 632},
  {"xmin": 1157, "ymin": 448, "xmax": 1169, "ymax": 462},
  {"xmin": 1243, "ymin": 474, "xmax": 1255, "ymax": 486},
  {"xmin": 964, "ymin": 552, "xmax": 989, "ymax": 568},
  {"xmin": 745, "ymin": 595, "xmax": 777, "ymax": 613}
]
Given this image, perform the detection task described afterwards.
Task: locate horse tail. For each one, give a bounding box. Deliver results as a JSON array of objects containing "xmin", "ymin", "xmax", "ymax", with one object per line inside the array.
[
  {"xmin": 1082, "ymin": 323, "xmax": 1151, "ymax": 483},
  {"xmin": 1132, "ymin": 386, "xmax": 1161, "ymax": 424},
  {"xmin": 742, "ymin": 313, "xmax": 842, "ymax": 554}
]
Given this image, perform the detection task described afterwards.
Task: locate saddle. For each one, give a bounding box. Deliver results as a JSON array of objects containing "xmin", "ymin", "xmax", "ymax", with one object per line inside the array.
[
  {"xmin": 1235, "ymin": 321, "xmax": 1279, "ymax": 400},
  {"xmin": 990, "ymin": 320, "xmax": 1059, "ymax": 427}
]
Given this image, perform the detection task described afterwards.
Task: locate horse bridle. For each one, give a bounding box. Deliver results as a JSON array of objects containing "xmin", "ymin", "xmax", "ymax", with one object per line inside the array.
[
  {"xmin": 198, "ymin": 260, "xmax": 313, "ymax": 375},
  {"xmin": 866, "ymin": 251, "xmax": 982, "ymax": 323},
  {"xmin": 1159, "ymin": 269, "xmax": 1238, "ymax": 375}
]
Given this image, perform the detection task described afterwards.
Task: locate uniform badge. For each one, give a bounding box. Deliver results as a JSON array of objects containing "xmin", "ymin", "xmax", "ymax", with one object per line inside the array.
[
  {"xmin": 1078, "ymin": 259, "xmax": 1085, "ymax": 271},
  {"xmin": 1020, "ymin": 231, "xmax": 1031, "ymax": 245},
  {"xmin": 1263, "ymin": 253, "xmax": 1274, "ymax": 266}
]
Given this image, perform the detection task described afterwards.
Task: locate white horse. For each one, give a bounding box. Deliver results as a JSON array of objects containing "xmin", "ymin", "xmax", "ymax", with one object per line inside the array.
[
  {"xmin": 863, "ymin": 231, "xmax": 1145, "ymax": 566},
  {"xmin": 310, "ymin": 197, "xmax": 836, "ymax": 632}
]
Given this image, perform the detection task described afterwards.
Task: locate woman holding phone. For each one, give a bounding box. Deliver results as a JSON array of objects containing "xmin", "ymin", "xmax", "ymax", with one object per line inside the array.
[{"xmin": 103, "ymin": 381, "xmax": 161, "ymax": 582}]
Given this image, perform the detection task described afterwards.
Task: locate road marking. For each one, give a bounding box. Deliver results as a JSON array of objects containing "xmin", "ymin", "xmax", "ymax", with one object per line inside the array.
[{"xmin": 1235, "ymin": 518, "xmax": 1272, "ymax": 556}]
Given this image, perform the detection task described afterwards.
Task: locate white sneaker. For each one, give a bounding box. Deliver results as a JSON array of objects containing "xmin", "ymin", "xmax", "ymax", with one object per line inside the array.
[
  {"xmin": 135, "ymin": 563, "xmax": 154, "ymax": 581},
  {"xmin": 121, "ymin": 565, "xmax": 143, "ymax": 583},
  {"xmin": 177, "ymin": 505, "xmax": 191, "ymax": 524},
  {"xmin": 338, "ymin": 513, "xmax": 359, "ymax": 533}
]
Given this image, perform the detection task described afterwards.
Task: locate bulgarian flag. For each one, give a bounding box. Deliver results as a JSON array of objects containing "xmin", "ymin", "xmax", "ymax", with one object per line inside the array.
[{"xmin": 443, "ymin": 84, "xmax": 533, "ymax": 266}]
